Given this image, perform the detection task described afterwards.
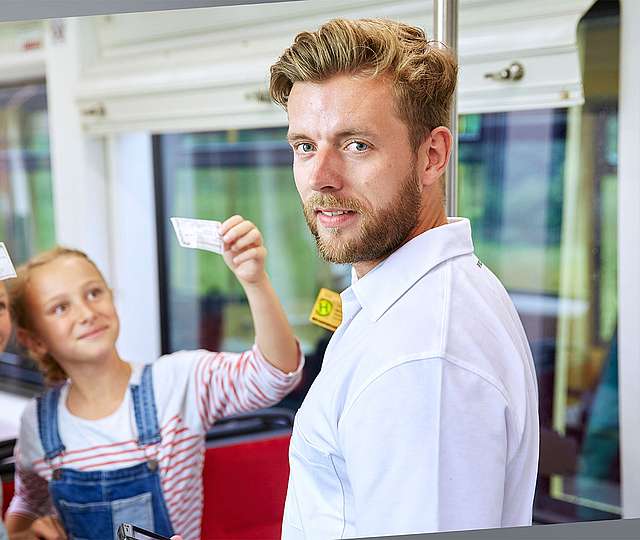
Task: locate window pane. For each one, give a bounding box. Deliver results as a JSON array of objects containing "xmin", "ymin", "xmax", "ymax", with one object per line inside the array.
[{"xmin": 458, "ymin": 1, "xmax": 620, "ymax": 521}]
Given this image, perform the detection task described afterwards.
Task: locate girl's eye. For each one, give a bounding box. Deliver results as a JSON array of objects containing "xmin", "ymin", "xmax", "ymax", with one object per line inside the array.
[
  {"xmin": 347, "ymin": 141, "xmax": 369, "ymax": 152},
  {"xmin": 88, "ymin": 288, "xmax": 103, "ymax": 300},
  {"xmin": 296, "ymin": 142, "xmax": 314, "ymax": 153},
  {"xmin": 53, "ymin": 304, "xmax": 67, "ymax": 316},
  {"xmin": 0, "ymin": 301, "xmax": 6, "ymax": 312}
]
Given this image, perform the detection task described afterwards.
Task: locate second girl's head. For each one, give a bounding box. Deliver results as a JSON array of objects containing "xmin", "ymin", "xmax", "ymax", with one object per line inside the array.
[{"xmin": 9, "ymin": 247, "xmax": 120, "ymax": 385}]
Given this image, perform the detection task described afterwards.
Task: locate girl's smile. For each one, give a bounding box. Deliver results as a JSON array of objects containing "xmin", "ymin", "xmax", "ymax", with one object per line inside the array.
[{"xmin": 77, "ymin": 325, "xmax": 110, "ymax": 341}]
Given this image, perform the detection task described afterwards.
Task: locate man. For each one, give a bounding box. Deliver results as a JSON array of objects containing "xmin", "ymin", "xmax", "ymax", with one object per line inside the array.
[{"xmin": 269, "ymin": 18, "xmax": 539, "ymax": 539}]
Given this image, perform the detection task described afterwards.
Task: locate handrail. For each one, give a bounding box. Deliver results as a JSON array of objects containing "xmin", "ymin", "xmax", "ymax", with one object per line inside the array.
[{"xmin": 433, "ymin": 0, "xmax": 459, "ymax": 217}]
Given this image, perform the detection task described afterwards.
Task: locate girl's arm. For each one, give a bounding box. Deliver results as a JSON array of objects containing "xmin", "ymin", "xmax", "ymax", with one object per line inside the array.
[
  {"xmin": 166, "ymin": 215, "xmax": 304, "ymax": 432},
  {"xmin": 220, "ymin": 215, "xmax": 299, "ymax": 374},
  {"xmin": 7, "ymin": 411, "xmax": 60, "ymax": 539}
]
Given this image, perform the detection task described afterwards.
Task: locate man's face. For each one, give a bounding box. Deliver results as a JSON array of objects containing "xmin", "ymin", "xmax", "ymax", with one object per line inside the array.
[{"xmin": 287, "ymin": 74, "xmax": 423, "ymax": 265}]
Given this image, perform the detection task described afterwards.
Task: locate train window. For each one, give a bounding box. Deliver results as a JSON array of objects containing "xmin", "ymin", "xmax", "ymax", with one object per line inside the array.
[
  {"xmin": 153, "ymin": 128, "xmax": 349, "ymax": 410},
  {"xmin": 0, "ymin": 82, "xmax": 53, "ymax": 262},
  {"xmin": 459, "ymin": 0, "xmax": 619, "ymax": 522},
  {"xmin": 0, "ymin": 80, "xmax": 53, "ymax": 395}
]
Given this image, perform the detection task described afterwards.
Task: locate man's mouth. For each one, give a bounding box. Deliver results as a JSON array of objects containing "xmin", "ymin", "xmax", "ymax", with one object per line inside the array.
[
  {"xmin": 315, "ymin": 208, "xmax": 358, "ymax": 227},
  {"xmin": 317, "ymin": 209, "xmax": 355, "ymax": 217}
]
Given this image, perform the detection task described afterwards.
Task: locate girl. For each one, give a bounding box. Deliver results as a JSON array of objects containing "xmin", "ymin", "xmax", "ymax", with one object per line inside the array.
[{"xmin": 5, "ymin": 215, "xmax": 303, "ymax": 540}]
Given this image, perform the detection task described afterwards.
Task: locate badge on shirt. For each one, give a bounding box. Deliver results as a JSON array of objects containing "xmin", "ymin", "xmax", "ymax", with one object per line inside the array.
[{"xmin": 309, "ymin": 288, "xmax": 342, "ymax": 332}]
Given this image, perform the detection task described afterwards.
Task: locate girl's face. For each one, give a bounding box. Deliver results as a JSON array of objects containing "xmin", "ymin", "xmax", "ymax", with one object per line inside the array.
[
  {"xmin": 23, "ymin": 255, "xmax": 120, "ymax": 368},
  {"xmin": 0, "ymin": 281, "xmax": 12, "ymax": 352}
]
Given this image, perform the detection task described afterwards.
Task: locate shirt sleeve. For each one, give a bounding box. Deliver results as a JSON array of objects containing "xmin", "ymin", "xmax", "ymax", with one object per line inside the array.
[
  {"xmin": 6, "ymin": 401, "xmax": 55, "ymax": 520},
  {"xmin": 176, "ymin": 343, "xmax": 304, "ymax": 433},
  {"xmin": 338, "ymin": 357, "xmax": 509, "ymax": 536}
]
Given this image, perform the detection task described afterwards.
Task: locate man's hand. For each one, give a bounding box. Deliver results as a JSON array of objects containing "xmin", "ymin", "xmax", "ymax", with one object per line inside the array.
[{"xmin": 221, "ymin": 215, "xmax": 268, "ymax": 286}]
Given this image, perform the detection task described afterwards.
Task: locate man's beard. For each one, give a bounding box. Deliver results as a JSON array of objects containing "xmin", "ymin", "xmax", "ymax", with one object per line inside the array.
[{"xmin": 302, "ymin": 169, "xmax": 422, "ymax": 264}]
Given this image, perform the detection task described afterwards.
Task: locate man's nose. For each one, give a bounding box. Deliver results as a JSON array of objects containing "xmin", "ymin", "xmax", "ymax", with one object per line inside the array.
[{"xmin": 307, "ymin": 148, "xmax": 344, "ymax": 192}]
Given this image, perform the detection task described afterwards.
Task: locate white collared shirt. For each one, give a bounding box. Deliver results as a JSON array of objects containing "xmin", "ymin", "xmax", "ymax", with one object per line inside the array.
[{"xmin": 282, "ymin": 218, "xmax": 539, "ymax": 539}]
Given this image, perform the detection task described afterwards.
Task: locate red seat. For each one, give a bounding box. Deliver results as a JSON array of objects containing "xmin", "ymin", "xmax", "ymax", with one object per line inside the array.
[
  {"xmin": 201, "ymin": 434, "xmax": 291, "ymax": 540},
  {"xmin": 2, "ymin": 480, "xmax": 13, "ymax": 517}
]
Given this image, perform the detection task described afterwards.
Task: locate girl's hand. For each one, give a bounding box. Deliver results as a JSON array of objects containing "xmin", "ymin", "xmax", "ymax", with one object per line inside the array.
[
  {"xmin": 220, "ymin": 215, "xmax": 268, "ymax": 286},
  {"xmin": 30, "ymin": 516, "xmax": 66, "ymax": 540},
  {"xmin": 170, "ymin": 537, "xmax": 183, "ymax": 540}
]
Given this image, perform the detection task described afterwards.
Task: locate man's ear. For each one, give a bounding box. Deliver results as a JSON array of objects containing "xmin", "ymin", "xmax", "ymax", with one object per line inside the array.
[
  {"xmin": 417, "ymin": 126, "xmax": 453, "ymax": 188},
  {"xmin": 16, "ymin": 327, "xmax": 48, "ymax": 358}
]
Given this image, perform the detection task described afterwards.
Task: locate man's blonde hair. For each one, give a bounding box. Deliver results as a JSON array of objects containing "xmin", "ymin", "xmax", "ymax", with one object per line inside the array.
[
  {"xmin": 8, "ymin": 247, "xmax": 105, "ymax": 386},
  {"xmin": 269, "ymin": 18, "xmax": 458, "ymax": 149}
]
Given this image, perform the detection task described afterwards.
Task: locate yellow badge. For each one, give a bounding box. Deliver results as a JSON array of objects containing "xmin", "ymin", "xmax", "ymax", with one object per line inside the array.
[{"xmin": 309, "ymin": 288, "xmax": 343, "ymax": 332}]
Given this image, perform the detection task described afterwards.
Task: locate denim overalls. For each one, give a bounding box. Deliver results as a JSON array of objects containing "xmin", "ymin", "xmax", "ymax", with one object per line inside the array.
[{"xmin": 37, "ymin": 365, "xmax": 174, "ymax": 540}]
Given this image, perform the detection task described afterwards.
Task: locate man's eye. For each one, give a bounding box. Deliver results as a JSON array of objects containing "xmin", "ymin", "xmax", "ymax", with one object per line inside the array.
[
  {"xmin": 347, "ymin": 141, "xmax": 369, "ymax": 152},
  {"xmin": 296, "ymin": 142, "xmax": 314, "ymax": 153}
]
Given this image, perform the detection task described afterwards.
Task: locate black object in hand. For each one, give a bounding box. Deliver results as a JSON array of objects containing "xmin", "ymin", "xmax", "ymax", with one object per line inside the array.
[{"xmin": 117, "ymin": 523, "xmax": 172, "ymax": 540}]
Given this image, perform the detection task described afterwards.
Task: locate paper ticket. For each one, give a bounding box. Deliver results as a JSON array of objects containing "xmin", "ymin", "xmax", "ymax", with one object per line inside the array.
[
  {"xmin": 170, "ymin": 217, "xmax": 223, "ymax": 254},
  {"xmin": 0, "ymin": 242, "xmax": 17, "ymax": 280}
]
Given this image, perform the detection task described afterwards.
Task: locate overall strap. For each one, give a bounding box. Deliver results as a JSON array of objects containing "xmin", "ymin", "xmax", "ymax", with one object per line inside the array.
[
  {"xmin": 130, "ymin": 364, "xmax": 162, "ymax": 446},
  {"xmin": 36, "ymin": 387, "xmax": 65, "ymax": 461}
]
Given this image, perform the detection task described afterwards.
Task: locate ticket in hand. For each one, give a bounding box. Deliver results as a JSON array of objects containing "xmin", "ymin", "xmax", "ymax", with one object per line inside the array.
[
  {"xmin": 0, "ymin": 243, "xmax": 17, "ymax": 280},
  {"xmin": 170, "ymin": 217, "xmax": 223, "ymax": 254}
]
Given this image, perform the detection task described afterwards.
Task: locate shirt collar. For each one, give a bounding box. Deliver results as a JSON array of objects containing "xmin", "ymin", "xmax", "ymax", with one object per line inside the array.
[{"xmin": 346, "ymin": 217, "xmax": 475, "ymax": 322}]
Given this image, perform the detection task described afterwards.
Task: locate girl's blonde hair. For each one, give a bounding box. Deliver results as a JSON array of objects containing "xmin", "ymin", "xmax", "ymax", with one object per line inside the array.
[
  {"xmin": 8, "ymin": 246, "xmax": 105, "ymax": 386},
  {"xmin": 269, "ymin": 18, "xmax": 458, "ymax": 150}
]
